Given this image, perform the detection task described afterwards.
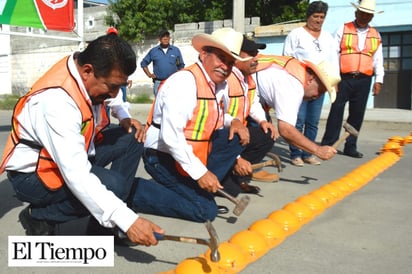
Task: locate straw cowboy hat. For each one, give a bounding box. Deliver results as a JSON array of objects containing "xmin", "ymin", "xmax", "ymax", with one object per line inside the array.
[
  {"xmin": 303, "ymin": 60, "xmax": 341, "ymax": 103},
  {"xmin": 351, "ymin": 0, "xmax": 384, "ymax": 14},
  {"xmin": 192, "ymin": 28, "xmax": 252, "ymax": 62}
]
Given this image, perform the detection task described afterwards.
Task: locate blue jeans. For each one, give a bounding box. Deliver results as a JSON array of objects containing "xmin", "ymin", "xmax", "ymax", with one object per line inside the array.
[
  {"xmin": 140, "ymin": 149, "xmax": 218, "ymax": 222},
  {"xmin": 290, "ymin": 94, "xmax": 324, "ymax": 159},
  {"xmin": 138, "ymin": 128, "xmax": 243, "ymax": 222},
  {"xmin": 8, "ymin": 126, "xmax": 142, "ymax": 223},
  {"xmin": 153, "ymin": 80, "xmax": 162, "ymax": 96}
]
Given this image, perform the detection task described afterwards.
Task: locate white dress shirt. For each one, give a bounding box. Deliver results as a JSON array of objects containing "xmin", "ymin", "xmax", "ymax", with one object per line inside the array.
[
  {"xmin": 6, "ymin": 53, "xmax": 137, "ymax": 233},
  {"xmin": 253, "ymin": 65, "xmax": 304, "ymax": 126},
  {"xmin": 224, "ymin": 67, "xmax": 267, "ymax": 126},
  {"xmin": 283, "ymin": 26, "xmax": 340, "ymax": 75},
  {"xmin": 145, "ymin": 61, "xmax": 228, "ymax": 180}
]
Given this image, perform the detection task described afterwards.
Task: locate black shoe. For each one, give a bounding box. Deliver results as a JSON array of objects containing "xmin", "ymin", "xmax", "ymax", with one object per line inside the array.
[
  {"xmin": 19, "ymin": 206, "xmax": 55, "ymax": 235},
  {"xmin": 239, "ymin": 182, "xmax": 261, "ymax": 194},
  {"xmin": 344, "ymin": 150, "xmax": 363, "ymax": 158},
  {"xmin": 217, "ymin": 205, "xmax": 229, "ymax": 214}
]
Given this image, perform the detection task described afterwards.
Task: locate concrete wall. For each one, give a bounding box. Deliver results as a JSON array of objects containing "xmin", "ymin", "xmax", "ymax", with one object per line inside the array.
[{"xmin": 3, "ymin": 6, "xmax": 260, "ymax": 98}]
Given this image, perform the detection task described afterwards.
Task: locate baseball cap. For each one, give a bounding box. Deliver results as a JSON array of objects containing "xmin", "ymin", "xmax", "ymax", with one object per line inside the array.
[{"xmin": 241, "ymin": 36, "xmax": 266, "ymax": 55}]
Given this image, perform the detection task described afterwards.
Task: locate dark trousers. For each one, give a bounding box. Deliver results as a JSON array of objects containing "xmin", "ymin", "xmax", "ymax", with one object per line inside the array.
[
  {"xmin": 321, "ymin": 76, "xmax": 372, "ymax": 152},
  {"xmin": 215, "ymin": 125, "xmax": 274, "ymax": 197},
  {"xmin": 8, "ymin": 126, "xmax": 141, "ymax": 223},
  {"xmin": 139, "ymin": 128, "xmax": 244, "ymax": 222}
]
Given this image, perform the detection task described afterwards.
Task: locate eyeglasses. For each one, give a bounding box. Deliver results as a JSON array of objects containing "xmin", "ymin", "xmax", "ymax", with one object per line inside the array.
[{"xmin": 313, "ymin": 39, "xmax": 321, "ymax": 52}]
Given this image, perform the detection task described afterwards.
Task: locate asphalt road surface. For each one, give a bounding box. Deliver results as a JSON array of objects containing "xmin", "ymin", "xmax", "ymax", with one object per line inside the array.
[{"xmin": 0, "ymin": 106, "xmax": 411, "ymax": 274}]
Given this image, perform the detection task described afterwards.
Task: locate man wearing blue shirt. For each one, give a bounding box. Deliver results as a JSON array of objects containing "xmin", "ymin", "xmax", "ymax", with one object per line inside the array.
[{"xmin": 141, "ymin": 30, "xmax": 185, "ymax": 95}]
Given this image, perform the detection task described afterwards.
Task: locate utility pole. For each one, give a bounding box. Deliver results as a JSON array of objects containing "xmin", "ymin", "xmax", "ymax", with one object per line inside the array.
[{"xmin": 233, "ymin": 0, "xmax": 245, "ymax": 34}]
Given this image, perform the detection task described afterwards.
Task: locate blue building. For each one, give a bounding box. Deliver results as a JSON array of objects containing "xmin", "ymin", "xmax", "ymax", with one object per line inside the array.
[{"xmin": 255, "ymin": 0, "xmax": 412, "ymax": 110}]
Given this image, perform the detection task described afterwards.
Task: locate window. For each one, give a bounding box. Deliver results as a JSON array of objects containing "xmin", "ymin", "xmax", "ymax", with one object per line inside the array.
[{"xmin": 382, "ymin": 31, "xmax": 412, "ymax": 71}]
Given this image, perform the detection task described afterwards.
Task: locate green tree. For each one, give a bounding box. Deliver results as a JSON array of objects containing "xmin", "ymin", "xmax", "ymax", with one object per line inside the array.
[{"xmin": 105, "ymin": 0, "xmax": 308, "ymax": 42}]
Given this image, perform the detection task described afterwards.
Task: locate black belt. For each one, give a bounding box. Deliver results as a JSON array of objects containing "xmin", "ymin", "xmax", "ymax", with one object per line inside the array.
[
  {"xmin": 144, "ymin": 148, "xmax": 161, "ymax": 157},
  {"xmin": 8, "ymin": 170, "xmax": 24, "ymax": 178},
  {"xmin": 341, "ymin": 72, "xmax": 370, "ymax": 79}
]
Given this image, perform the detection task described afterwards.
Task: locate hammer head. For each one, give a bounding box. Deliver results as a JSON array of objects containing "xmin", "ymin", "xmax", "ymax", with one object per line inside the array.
[
  {"xmin": 343, "ymin": 122, "xmax": 359, "ymax": 137},
  {"xmin": 266, "ymin": 152, "xmax": 283, "ymax": 172},
  {"xmin": 205, "ymin": 220, "xmax": 220, "ymax": 262},
  {"xmin": 233, "ymin": 195, "xmax": 251, "ymax": 216}
]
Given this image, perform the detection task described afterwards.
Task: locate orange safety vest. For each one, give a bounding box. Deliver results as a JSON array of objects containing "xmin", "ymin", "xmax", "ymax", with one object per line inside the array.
[
  {"xmin": 227, "ymin": 73, "xmax": 256, "ymax": 124},
  {"xmin": 0, "ymin": 56, "xmax": 109, "ymax": 190},
  {"xmin": 340, "ymin": 22, "xmax": 381, "ymax": 76},
  {"xmin": 146, "ymin": 63, "xmax": 224, "ymax": 175},
  {"xmin": 256, "ymin": 54, "xmax": 307, "ymax": 111},
  {"xmin": 256, "ymin": 54, "xmax": 306, "ymax": 85}
]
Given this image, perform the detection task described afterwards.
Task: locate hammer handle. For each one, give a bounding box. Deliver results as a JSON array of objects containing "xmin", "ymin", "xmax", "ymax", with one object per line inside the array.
[
  {"xmin": 332, "ymin": 131, "xmax": 351, "ymax": 149},
  {"xmin": 251, "ymin": 160, "xmax": 274, "ymax": 170},
  {"xmin": 216, "ymin": 189, "xmax": 239, "ymax": 204},
  {"xmin": 154, "ymin": 232, "xmax": 209, "ymax": 246}
]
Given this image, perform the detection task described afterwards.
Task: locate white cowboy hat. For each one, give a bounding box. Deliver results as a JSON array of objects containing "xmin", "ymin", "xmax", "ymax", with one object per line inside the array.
[
  {"xmin": 304, "ymin": 60, "xmax": 341, "ymax": 103},
  {"xmin": 192, "ymin": 28, "xmax": 252, "ymax": 62},
  {"xmin": 351, "ymin": 0, "xmax": 384, "ymax": 14}
]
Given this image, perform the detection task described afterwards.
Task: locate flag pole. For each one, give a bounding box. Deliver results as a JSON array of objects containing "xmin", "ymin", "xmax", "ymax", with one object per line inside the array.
[{"xmin": 78, "ymin": 0, "xmax": 85, "ymax": 49}]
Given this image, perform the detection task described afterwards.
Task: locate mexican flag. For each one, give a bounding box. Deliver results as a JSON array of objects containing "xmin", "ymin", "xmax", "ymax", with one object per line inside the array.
[{"xmin": 0, "ymin": 0, "xmax": 74, "ymax": 32}]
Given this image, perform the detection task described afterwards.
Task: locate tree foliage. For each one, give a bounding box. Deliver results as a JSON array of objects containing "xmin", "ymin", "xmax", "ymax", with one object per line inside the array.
[{"xmin": 105, "ymin": 0, "xmax": 308, "ymax": 42}]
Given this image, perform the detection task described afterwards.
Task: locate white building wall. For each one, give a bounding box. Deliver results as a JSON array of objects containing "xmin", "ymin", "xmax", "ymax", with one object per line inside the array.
[{"xmin": 0, "ymin": 25, "xmax": 11, "ymax": 95}]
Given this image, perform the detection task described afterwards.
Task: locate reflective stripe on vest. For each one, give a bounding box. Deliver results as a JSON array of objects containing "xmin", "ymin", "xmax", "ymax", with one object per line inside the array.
[
  {"xmin": 181, "ymin": 64, "xmax": 223, "ymax": 167},
  {"xmin": 0, "ymin": 56, "xmax": 96, "ymax": 190},
  {"xmin": 340, "ymin": 22, "xmax": 380, "ymax": 76},
  {"xmin": 227, "ymin": 73, "xmax": 257, "ymax": 125},
  {"xmin": 145, "ymin": 63, "xmax": 223, "ymax": 176},
  {"xmin": 227, "ymin": 72, "xmax": 247, "ymax": 123},
  {"xmin": 256, "ymin": 54, "xmax": 306, "ymax": 85}
]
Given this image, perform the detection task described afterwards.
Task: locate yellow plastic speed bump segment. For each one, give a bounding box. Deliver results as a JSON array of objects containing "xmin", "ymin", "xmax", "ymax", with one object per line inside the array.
[
  {"xmin": 229, "ymin": 230, "xmax": 269, "ymax": 262},
  {"xmin": 404, "ymin": 135, "xmax": 412, "ymax": 144},
  {"xmin": 283, "ymin": 201, "xmax": 315, "ymax": 224},
  {"xmin": 341, "ymin": 173, "xmax": 367, "ymax": 191},
  {"xmin": 329, "ymin": 179, "xmax": 353, "ymax": 195},
  {"xmin": 268, "ymin": 209, "xmax": 301, "ymax": 235},
  {"xmin": 320, "ymin": 184, "xmax": 343, "ymax": 202},
  {"xmin": 388, "ymin": 135, "xmax": 405, "ymax": 146},
  {"xmin": 249, "ymin": 219, "xmax": 286, "ymax": 248},
  {"xmin": 309, "ymin": 189, "xmax": 336, "ymax": 208},
  {"xmin": 295, "ymin": 195, "xmax": 326, "ymax": 216},
  {"xmin": 204, "ymin": 242, "xmax": 248, "ymax": 273},
  {"xmin": 174, "ymin": 256, "xmax": 219, "ymax": 274}
]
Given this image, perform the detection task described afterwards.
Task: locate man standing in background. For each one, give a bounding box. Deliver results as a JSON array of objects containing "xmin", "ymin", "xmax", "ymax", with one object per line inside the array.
[
  {"xmin": 141, "ymin": 30, "xmax": 185, "ymax": 96},
  {"xmin": 321, "ymin": 0, "xmax": 384, "ymax": 158}
]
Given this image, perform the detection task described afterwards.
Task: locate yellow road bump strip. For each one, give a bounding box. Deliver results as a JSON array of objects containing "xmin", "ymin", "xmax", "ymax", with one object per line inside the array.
[{"xmin": 160, "ymin": 135, "xmax": 409, "ymax": 274}]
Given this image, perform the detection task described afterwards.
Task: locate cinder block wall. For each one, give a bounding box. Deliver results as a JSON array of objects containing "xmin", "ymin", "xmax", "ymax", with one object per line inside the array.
[{"xmin": 8, "ymin": 6, "xmax": 260, "ymax": 98}]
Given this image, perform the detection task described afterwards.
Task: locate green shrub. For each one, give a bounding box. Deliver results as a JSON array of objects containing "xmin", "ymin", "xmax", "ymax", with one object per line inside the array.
[
  {"xmin": 0, "ymin": 94, "xmax": 20, "ymax": 110},
  {"xmin": 127, "ymin": 93, "xmax": 153, "ymax": 104}
]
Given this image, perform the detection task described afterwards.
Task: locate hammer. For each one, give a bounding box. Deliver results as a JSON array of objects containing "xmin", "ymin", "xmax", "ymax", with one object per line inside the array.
[
  {"xmin": 154, "ymin": 220, "xmax": 220, "ymax": 262},
  {"xmin": 332, "ymin": 122, "xmax": 359, "ymax": 149},
  {"xmin": 216, "ymin": 189, "xmax": 250, "ymax": 216},
  {"xmin": 251, "ymin": 152, "xmax": 283, "ymax": 172}
]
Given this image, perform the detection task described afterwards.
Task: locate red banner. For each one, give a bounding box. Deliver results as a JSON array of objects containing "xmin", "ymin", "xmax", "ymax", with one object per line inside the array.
[{"xmin": 35, "ymin": 0, "xmax": 74, "ymax": 31}]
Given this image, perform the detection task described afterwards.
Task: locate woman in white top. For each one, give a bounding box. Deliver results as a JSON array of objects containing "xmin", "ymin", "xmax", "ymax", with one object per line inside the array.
[{"xmin": 283, "ymin": 0, "xmax": 339, "ymax": 167}]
